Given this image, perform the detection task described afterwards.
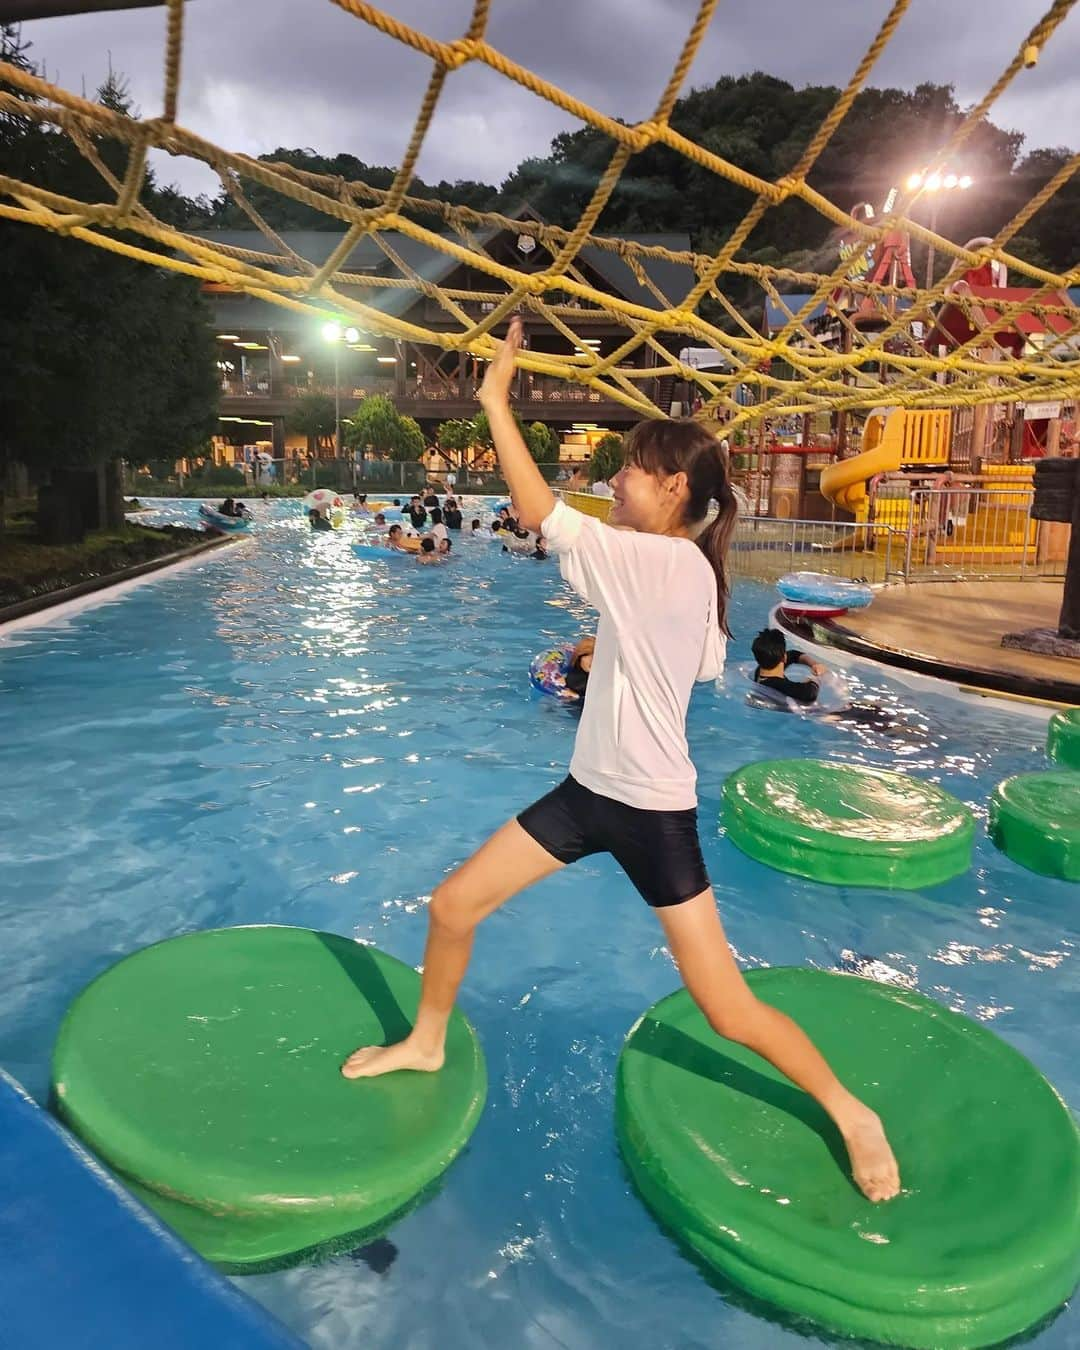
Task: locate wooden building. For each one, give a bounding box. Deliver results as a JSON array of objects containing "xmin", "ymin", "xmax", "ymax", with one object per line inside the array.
[{"xmin": 192, "ymin": 213, "xmax": 696, "ymax": 464}]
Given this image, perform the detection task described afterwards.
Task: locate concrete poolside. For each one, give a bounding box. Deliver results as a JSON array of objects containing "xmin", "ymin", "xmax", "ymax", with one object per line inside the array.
[{"xmin": 778, "ymin": 579, "xmax": 1080, "ymax": 706}]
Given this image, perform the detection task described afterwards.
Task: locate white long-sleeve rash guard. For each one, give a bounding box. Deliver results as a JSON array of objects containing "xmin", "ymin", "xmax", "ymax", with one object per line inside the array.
[{"xmin": 542, "ymin": 499, "xmax": 726, "ymax": 811}]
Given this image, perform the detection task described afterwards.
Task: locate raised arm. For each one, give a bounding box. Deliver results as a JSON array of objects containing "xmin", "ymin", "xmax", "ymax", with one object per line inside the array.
[{"xmin": 478, "ymin": 316, "xmax": 555, "ymax": 533}]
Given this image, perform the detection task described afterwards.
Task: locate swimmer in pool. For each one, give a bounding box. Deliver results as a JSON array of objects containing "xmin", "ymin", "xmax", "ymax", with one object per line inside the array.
[
  {"xmin": 751, "ymin": 628, "xmax": 825, "ymax": 706},
  {"xmin": 416, "ymin": 537, "xmax": 443, "ymax": 564},
  {"xmin": 564, "ymin": 635, "xmax": 594, "ymax": 699}
]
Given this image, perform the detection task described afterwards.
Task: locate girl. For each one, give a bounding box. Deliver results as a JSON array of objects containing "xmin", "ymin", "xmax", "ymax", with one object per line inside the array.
[{"xmin": 343, "ymin": 318, "xmax": 899, "ymax": 1204}]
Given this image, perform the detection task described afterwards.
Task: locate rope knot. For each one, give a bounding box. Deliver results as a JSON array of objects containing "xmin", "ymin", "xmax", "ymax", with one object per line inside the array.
[
  {"xmin": 444, "ymin": 38, "xmax": 479, "ymax": 70},
  {"xmin": 630, "ymin": 120, "xmax": 660, "ymax": 152}
]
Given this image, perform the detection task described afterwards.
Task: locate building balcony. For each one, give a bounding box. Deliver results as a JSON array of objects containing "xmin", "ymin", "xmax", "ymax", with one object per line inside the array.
[
  {"xmin": 420, "ymin": 296, "xmax": 616, "ymax": 326},
  {"xmin": 218, "ymin": 374, "xmax": 656, "ymax": 424}
]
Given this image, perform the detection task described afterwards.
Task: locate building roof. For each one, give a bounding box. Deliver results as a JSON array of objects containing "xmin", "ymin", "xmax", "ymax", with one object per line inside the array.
[
  {"xmin": 962, "ymin": 284, "xmax": 1076, "ymax": 338},
  {"xmin": 927, "ymin": 284, "xmax": 1078, "ymax": 353},
  {"xmin": 187, "ymin": 226, "xmax": 695, "ymax": 333},
  {"xmin": 763, "ymin": 293, "xmax": 827, "ymax": 333}
]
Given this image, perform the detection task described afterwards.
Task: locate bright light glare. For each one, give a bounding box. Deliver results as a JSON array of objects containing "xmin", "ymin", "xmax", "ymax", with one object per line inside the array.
[
  {"xmin": 959, "ymin": 175, "xmax": 973, "ymax": 189},
  {"xmin": 925, "ymin": 173, "xmax": 943, "ymax": 192},
  {"xmin": 344, "ymin": 327, "xmax": 361, "ymax": 344},
  {"xmin": 943, "ymin": 173, "xmax": 958, "ymax": 189},
  {"xmin": 321, "ymin": 321, "xmax": 342, "ymax": 343},
  {"xmin": 906, "ymin": 173, "xmax": 923, "ymax": 191}
]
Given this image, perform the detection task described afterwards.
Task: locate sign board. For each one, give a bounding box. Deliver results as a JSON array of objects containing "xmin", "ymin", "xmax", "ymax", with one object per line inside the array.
[{"xmin": 1024, "ymin": 402, "xmax": 1061, "ymax": 421}]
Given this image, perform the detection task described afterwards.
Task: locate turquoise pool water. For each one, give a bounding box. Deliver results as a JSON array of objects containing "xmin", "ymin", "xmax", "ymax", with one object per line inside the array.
[{"xmin": 1, "ymin": 499, "xmax": 1076, "ymax": 1348}]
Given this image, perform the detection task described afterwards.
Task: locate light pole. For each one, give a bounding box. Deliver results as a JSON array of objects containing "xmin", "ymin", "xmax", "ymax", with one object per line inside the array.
[
  {"xmin": 321, "ymin": 321, "xmax": 361, "ymax": 460},
  {"xmin": 905, "ymin": 171, "xmax": 973, "ymax": 289}
]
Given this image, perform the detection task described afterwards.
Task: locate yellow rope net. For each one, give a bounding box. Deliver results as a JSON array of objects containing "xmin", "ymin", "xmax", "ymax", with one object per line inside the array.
[{"xmin": 1, "ymin": 0, "xmax": 1078, "ymax": 431}]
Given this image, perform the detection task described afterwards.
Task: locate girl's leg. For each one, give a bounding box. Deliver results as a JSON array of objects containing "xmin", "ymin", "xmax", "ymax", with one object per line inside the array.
[
  {"xmin": 342, "ymin": 819, "xmax": 564, "ymax": 1078},
  {"xmin": 656, "ymin": 890, "xmax": 900, "ymax": 1203}
]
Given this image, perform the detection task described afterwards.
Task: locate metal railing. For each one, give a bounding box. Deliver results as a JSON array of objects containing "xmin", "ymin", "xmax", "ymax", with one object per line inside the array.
[
  {"xmin": 218, "ymin": 376, "xmax": 644, "ymax": 408},
  {"xmin": 730, "ymin": 485, "xmax": 1069, "ymax": 585},
  {"xmin": 731, "ymin": 516, "xmax": 904, "ymax": 584},
  {"xmin": 902, "ymin": 485, "xmax": 1064, "ymax": 579}
]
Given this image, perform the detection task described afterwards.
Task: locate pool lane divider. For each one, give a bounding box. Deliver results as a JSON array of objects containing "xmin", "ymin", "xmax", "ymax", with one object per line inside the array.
[{"xmin": 51, "ymin": 925, "xmax": 486, "ymax": 1272}]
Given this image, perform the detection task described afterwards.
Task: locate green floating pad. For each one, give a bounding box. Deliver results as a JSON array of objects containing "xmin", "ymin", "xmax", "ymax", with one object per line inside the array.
[
  {"xmin": 1047, "ymin": 707, "xmax": 1080, "ymax": 769},
  {"xmin": 52, "ymin": 926, "xmax": 486, "ymax": 1272},
  {"xmin": 616, "ymin": 968, "xmax": 1080, "ymax": 1349},
  {"xmin": 989, "ymin": 769, "xmax": 1080, "ymax": 880},
  {"xmin": 722, "ymin": 759, "xmax": 974, "ymax": 888}
]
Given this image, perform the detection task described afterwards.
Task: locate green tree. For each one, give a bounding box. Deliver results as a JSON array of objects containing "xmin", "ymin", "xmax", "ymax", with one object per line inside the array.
[
  {"xmin": 436, "ymin": 418, "xmax": 473, "ymax": 464},
  {"xmin": 589, "ymin": 433, "xmax": 624, "ymax": 485},
  {"xmin": 344, "ymin": 396, "xmax": 424, "ymax": 461},
  {"xmin": 526, "ymin": 421, "xmax": 560, "ymax": 465},
  {"xmin": 286, "ymin": 393, "xmax": 337, "ymax": 455},
  {"xmin": 0, "ymin": 40, "xmax": 217, "ymax": 539},
  {"xmin": 344, "ymin": 394, "xmax": 403, "ymax": 457},
  {"xmin": 470, "ymin": 410, "xmax": 495, "ymax": 452},
  {"xmin": 396, "ymin": 414, "xmax": 425, "ymax": 462}
]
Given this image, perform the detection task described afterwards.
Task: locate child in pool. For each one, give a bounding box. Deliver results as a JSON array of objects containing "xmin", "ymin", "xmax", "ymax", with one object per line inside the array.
[
  {"xmin": 751, "ymin": 628, "xmax": 825, "ymax": 706},
  {"xmin": 564, "ymin": 635, "xmax": 594, "ymax": 699},
  {"xmin": 341, "ymin": 317, "xmax": 898, "ymax": 1204},
  {"xmin": 416, "ymin": 537, "xmax": 443, "ymax": 565}
]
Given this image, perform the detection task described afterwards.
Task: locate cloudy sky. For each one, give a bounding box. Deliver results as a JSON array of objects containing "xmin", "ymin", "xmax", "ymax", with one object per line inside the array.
[{"xmin": 21, "ymin": 0, "xmax": 1080, "ymax": 200}]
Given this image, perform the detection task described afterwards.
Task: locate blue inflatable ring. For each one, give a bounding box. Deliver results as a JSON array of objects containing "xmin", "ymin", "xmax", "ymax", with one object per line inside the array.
[
  {"xmin": 199, "ymin": 504, "xmax": 250, "ymax": 534},
  {"xmin": 739, "ymin": 663, "xmax": 849, "ymax": 715},
  {"xmin": 777, "ymin": 572, "xmax": 873, "ymax": 610},
  {"xmin": 529, "ymin": 645, "xmax": 577, "ymax": 700}
]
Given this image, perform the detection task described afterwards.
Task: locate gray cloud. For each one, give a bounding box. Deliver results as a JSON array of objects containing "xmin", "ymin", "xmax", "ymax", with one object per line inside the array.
[{"xmin": 20, "ymin": 0, "xmax": 1080, "ymax": 203}]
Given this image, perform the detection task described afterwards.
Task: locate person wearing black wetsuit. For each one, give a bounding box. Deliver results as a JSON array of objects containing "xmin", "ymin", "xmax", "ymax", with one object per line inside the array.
[{"xmin": 751, "ymin": 628, "xmax": 823, "ymax": 706}]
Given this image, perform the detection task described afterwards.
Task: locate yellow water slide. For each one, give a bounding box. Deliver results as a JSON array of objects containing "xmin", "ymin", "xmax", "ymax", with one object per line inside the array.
[{"xmin": 820, "ymin": 409, "xmax": 951, "ymax": 516}]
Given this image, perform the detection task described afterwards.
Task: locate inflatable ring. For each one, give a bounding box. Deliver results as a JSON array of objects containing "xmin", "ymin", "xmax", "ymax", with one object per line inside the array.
[
  {"xmin": 739, "ymin": 663, "xmax": 849, "ymax": 715},
  {"xmin": 1047, "ymin": 708, "xmax": 1080, "ymax": 769},
  {"xmin": 352, "ymin": 542, "xmax": 406, "ymax": 561},
  {"xmin": 777, "ymin": 572, "xmax": 873, "ymax": 611},
  {"xmin": 529, "ymin": 645, "xmax": 578, "ymax": 700},
  {"xmin": 722, "ymin": 759, "xmax": 974, "ymax": 887},
  {"xmin": 617, "ymin": 967, "xmax": 1080, "ymax": 1349},
  {"xmin": 198, "ymin": 504, "xmax": 251, "ymax": 534},
  {"xmin": 989, "ymin": 770, "xmax": 1080, "ymax": 880},
  {"xmin": 52, "ymin": 927, "xmax": 487, "ymax": 1272}
]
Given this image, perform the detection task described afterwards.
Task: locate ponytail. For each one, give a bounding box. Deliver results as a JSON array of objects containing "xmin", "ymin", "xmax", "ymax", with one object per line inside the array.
[
  {"xmin": 623, "ymin": 418, "xmax": 739, "ymax": 635},
  {"xmin": 698, "ymin": 474, "xmax": 738, "ymax": 637}
]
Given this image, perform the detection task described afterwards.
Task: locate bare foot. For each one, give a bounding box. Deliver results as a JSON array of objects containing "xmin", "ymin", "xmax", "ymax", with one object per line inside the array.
[
  {"xmin": 841, "ymin": 1107, "xmax": 901, "ymax": 1202},
  {"xmin": 340, "ymin": 1038, "xmax": 444, "ymax": 1080}
]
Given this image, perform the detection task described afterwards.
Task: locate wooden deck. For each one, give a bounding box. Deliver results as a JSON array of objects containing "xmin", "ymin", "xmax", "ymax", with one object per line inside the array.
[{"xmin": 827, "ymin": 579, "xmax": 1080, "ymax": 700}]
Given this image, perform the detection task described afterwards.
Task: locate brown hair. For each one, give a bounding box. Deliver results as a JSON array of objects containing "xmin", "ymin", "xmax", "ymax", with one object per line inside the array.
[{"xmin": 622, "ymin": 419, "xmax": 738, "ymax": 634}]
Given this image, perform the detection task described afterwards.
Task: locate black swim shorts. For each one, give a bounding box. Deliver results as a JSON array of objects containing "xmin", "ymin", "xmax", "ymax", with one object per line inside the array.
[{"xmin": 517, "ymin": 775, "xmax": 709, "ymax": 908}]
